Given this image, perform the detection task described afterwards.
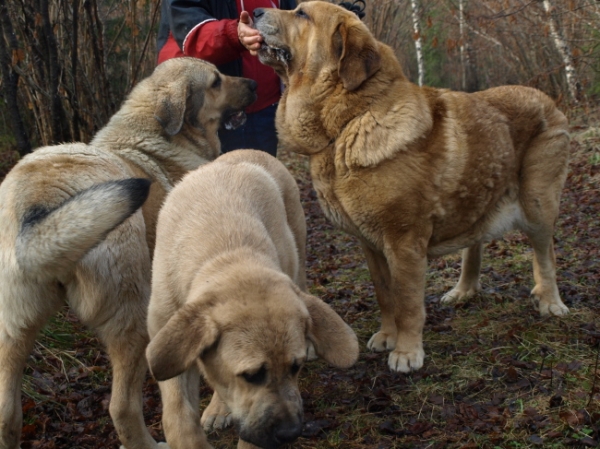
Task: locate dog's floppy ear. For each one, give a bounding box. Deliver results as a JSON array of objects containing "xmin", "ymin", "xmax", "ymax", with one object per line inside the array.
[
  {"xmin": 154, "ymin": 81, "xmax": 198, "ymax": 136},
  {"xmin": 299, "ymin": 292, "xmax": 359, "ymax": 368},
  {"xmin": 146, "ymin": 302, "xmax": 219, "ymax": 381},
  {"xmin": 334, "ymin": 20, "xmax": 381, "ymax": 91}
]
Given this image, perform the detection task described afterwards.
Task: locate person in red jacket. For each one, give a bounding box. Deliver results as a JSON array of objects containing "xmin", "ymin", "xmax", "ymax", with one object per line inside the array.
[{"xmin": 157, "ymin": 0, "xmax": 296, "ymax": 157}]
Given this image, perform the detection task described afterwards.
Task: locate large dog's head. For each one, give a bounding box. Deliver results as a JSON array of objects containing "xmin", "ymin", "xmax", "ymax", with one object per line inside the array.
[
  {"xmin": 254, "ymin": 1, "xmax": 381, "ymax": 91},
  {"xmin": 146, "ymin": 268, "xmax": 358, "ymax": 449}
]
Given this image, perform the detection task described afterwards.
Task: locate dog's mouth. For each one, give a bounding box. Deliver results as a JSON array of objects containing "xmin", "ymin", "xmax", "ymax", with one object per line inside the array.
[
  {"xmin": 257, "ymin": 42, "xmax": 292, "ymax": 65},
  {"xmin": 222, "ymin": 110, "xmax": 247, "ymax": 130}
]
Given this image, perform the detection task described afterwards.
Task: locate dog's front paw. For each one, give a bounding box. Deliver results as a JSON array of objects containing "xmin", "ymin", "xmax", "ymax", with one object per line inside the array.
[
  {"xmin": 367, "ymin": 331, "xmax": 396, "ymax": 352},
  {"xmin": 531, "ymin": 286, "xmax": 569, "ymax": 317},
  {"xmin": 441, "ymin": 283, "xmax": 480, "ymax": 304},
  {"xmin": 388, "ymin": 348, "xmax": 424, "ymax": 373},
  {"xmin": 202, "ymin": 396, "xmax": 233, "ymax": 431}
]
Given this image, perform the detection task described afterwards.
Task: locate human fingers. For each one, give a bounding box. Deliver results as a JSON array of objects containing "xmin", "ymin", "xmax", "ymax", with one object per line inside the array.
[{"xmin": 239, "ymin": 10, "xmax": 253, "ymax": 26}]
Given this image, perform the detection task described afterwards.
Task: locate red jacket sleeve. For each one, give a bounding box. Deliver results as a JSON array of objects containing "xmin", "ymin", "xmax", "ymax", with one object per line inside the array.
[{"xmin": 183, "ymin": 19, "xmax": 246, "ymax": 66}]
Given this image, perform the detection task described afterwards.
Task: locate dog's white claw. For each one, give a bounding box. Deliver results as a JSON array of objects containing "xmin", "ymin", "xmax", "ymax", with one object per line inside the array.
[
  {"xmin": 203, "ymin": 412, "xmax": 233, "ymax": 432},
  {"xmin": 367, "ymin": 331, "xmax": 396, "ymax": 352},
  {"xmin": 388, "ymin": 348, "xmax": 424, "ymax": 373},
  {"xmin": 202, "ymin": 397, "xmax": 233, "ymax": 432},
  {"xmin": 441, "ymin": 283, "xmax": 480, "ymax": 304}
]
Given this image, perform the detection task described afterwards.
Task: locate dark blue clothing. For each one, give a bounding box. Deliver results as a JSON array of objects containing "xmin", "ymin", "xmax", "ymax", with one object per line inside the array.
[{"xmin": 220, "ymin": 103, "xmax": 278, "ymax": 156}]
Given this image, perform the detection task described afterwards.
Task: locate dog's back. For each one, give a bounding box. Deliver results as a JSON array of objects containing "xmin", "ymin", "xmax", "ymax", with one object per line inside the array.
[{"xmin": 152, "ymin": 150, "xmax": 306, "ymax": 310}]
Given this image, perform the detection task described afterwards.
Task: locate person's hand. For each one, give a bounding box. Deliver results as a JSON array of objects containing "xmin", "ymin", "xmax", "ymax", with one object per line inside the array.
[{"xmin": 238, "ymin": 11, "xmax": 262, "ymax": 56}]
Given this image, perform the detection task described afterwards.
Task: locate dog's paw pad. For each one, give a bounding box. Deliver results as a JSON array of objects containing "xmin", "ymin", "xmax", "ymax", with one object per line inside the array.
[
  {"xmin": 388, "ymin": 348, "xmax": 424, "ymax": 373},
  {"xmin": 367, "ymin": 331, "xmax": 396, "ymax": 352}
]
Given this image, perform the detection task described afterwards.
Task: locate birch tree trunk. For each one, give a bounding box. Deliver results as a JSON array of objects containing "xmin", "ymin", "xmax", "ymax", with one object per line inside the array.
[
  {"xmin": 542, "ymin": 0, "xmax": 580, "ymax": 102},
  {"xmin": 459, "ymin": 0, "xmax": 466, "ymax": 91},
  {"xmin": 458, "ymin": 0, "xmax": 478, "ymax": 92},
  {"xmin": 410, "ymin": 0, "xmax": 424, "ymax": 86}
]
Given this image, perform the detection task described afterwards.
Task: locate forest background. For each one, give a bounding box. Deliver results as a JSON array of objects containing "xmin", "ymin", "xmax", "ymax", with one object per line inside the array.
[
  {"xmin": 0, "ymin": 0, "xmax": 599, "ymax": 448},
  {"xmin": 0, "ymin": 0, "xmax": 599, "ymax": 158}
]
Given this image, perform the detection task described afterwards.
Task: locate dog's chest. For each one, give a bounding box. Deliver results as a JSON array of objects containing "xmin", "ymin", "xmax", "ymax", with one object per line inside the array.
[{"xmin": 309, "ymin": 154, "xmax": 362, "ymax": 238}]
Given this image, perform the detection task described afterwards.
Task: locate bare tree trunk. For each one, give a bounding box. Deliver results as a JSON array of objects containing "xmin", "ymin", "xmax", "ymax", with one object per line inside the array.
[
  {"xmin": 458, "ymin": 0, "xmax": 478, "ymax": 92},
  {"xmin": 459, "ymin": 0, "xmax": 466, "ymax": 91},
  {"xmin": 40, "ymin": 0, "xmax": 71, "ymax": 143},
  {"xmin": 70, "ymin": 0, "xmax": 81, "ymax": 141},
  {"xmin": 410, "ymin": 0, "xmax": 424, "ymax": 86},
  {"xmin": 0, "ymin": 0, "xmax": 31, "ymax": 156},
  {"xmin": 542, "ymin": 0, "xmax": 580, "ymax": 102},
  {"xmin": 85, "ymin": 0, "xmax": 113, "ymax": 124}
]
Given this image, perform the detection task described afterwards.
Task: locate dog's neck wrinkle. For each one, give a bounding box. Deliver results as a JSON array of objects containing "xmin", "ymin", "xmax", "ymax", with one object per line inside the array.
[{"xmin": 95, "ymin": 99, "xmax": 218, "ymax": 179}]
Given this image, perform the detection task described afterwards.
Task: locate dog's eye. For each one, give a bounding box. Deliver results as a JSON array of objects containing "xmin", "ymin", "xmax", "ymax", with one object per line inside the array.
[
  {"xmin": 295, "ymin": 9, "xmax": 309, "ymax": 19},
  {"xmin": 290, "ymin": 362, "xmax": 301, "ymax": 376},
  {"xmin": 242, "ymin": 365, "xmax": 267, "ymax": 385},
  {"xmin": 212, "ymin": 74, "xmax": 222, "ymax": 88}
]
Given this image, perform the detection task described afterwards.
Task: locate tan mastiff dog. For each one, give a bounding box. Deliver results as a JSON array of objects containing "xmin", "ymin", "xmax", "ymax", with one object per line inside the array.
[
  {"xmin": 0, "ymin": 57, "xmax": 256, "ymax": 449},
  {"xmin": 146, "ymin": 150, "xmax": 359, "ymax": 449},
  {"xmin": 253, "ymin": 2, "xmax": 570, "ymax": 373}
]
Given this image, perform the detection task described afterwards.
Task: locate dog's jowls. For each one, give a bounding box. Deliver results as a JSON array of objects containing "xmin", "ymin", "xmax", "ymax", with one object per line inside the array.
[
  {"xmin": 0, "ymin": 57, "xmax": 256, "ymax": 449},
  {"xmin": 255, "ymin": 2, "xmax": 570, "ymax": 373},
  {"xmin": 146, "ymin": 150, "xmax": 359, "ymax": 449}
]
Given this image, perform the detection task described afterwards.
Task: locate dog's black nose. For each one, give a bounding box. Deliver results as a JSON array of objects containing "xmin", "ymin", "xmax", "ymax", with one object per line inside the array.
[
  {"xmin": 248, "ymin": 79, "xmax": 258, "ymax": 92},
  {"xmin": 254, "ymin": 8, "xmax": 265, "ymax": 19},
  {"xmin": 274, "ymin": 422, "xmax": 302, "ymax": 444}
]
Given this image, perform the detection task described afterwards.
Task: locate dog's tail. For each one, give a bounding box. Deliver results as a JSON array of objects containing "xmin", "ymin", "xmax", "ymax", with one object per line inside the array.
[{"xmin": 16, "ymin": 178, "xmax": 151, "ymax": 280}]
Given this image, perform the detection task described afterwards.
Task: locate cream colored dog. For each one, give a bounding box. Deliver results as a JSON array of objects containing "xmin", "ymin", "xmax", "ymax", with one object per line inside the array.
[
  {"xmin": 254, "ymin": 2, "xmax": 570, "ymax": 373},
  {"xmin": 0, "ymin": 57, "xmax": 257, "ymax": 449},
  {"xmin": 146, "ymin": 150, "xmax": 359, "ymax": 449}
]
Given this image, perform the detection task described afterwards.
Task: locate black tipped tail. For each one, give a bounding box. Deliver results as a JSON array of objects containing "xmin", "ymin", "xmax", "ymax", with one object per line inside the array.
[
  {"xmin": 16, "ymin": 178, "xmax": 152, "ymax": 279},
  {"xmin": 115, "ymin": 177, "xmax": 152, "ymax": 216}
]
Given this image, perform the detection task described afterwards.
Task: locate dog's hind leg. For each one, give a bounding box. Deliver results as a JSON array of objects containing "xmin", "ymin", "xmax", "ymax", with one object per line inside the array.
[
  {"xmin": 103, "ymin": 326, "xmax": 158, "ymax": 449},
  {"xmin": 519, "ymin": 120, "xmax": 569, "ymax": 317},
  {"xmin": 525, "ymin": 230, "xmax": 567, "ymax": 316},
  {"xmin": 72, "ymin": 283, "xmax": 160, "ymax": 449},
  {"xmin": 0, "ymin": 329, "xmax": 40, "ymax": 449},
  {"xmin": 77, "ymin": 297, "xmax": 160, "ymax": 449},
  {"xmin": 68, "ymin": 224, "xmax": 161, "ymax": 449},
  {"xmin": 0, "ymin": 283, "xmax": 63, "ymax": 449},
  {"xmin": 441, "ymin": 242, "xmax": 483, "ymax": 304}
]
